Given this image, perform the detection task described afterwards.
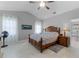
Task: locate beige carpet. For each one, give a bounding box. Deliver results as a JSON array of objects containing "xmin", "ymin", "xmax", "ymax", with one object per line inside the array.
[{"xmin": 1, "ymin": 39, "xmax": 79, "ymax": 58}]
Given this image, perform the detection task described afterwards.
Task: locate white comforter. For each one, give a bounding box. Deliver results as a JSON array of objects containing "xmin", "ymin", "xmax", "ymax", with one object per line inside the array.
[{"xmin": 30, "ymin": 32, "xmax": 58, "ymax": 45}]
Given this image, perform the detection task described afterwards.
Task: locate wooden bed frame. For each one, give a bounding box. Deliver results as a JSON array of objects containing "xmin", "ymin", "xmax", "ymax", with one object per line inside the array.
[{"xmin": 28, "ymin": 26, "xmax": 60, "ymax": 53}]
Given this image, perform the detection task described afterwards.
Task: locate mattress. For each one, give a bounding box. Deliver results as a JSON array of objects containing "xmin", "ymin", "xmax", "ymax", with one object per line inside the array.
[{"xmin": 30, "ymin": 32, "xmax": 58, "ymax": 45}]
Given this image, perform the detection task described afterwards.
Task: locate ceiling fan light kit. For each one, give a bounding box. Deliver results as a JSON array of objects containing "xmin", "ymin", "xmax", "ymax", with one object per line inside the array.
[
  {"xmin": 40, "ymin": 1, "xmax": 45, "ymax": 7},
  {"xmin": 29, "ymin": 1, "xmax": 54, "ymax": 10}
]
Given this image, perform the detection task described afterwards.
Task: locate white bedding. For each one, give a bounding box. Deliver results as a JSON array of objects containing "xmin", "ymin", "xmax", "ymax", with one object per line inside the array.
[{"xmin": 30, "ymin": 32, "xmax": 58, "ymax": 45}]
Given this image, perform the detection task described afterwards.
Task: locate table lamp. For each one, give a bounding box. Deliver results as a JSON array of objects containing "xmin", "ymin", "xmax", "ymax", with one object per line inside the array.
[{"xmin": 63, "ymin": 27, "xmax": 69, "ymax": 36}]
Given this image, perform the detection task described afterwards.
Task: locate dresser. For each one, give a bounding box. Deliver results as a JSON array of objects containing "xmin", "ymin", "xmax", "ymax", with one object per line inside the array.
[{"xmin": 58, "ymin": 35, "xmax": 70, "ymax": 47}]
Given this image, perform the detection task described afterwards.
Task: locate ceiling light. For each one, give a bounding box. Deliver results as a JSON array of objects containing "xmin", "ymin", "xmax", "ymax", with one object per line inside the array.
[{"xmin": 40, "ymin": 1, "xmax": 45, "ymax": 7}]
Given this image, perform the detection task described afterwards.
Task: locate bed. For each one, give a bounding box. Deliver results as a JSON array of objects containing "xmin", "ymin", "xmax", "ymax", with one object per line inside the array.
[{"xmin": 28, "ymin": 26, "xmax": 60, "ymax": 53}]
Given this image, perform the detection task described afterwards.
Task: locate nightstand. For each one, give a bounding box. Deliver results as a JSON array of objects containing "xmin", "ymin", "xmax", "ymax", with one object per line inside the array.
[{"xmin": 58, "ymin": 35, "xmax": 70, "ymax": 47}]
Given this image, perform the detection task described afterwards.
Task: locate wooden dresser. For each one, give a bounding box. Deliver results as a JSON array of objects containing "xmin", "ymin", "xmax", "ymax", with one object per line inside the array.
[{"xmin": 58, "ymin": 35, "xmax": 70, "ymax": 47}]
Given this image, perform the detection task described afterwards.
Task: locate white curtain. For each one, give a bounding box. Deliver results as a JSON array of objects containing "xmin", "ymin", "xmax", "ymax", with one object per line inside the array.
[
  {"xmin": 2, "ymin": 15, "xmax": 18, "ymax": 44},
  {"xmin": 35, "ymin": 21, "xmax": 42, "ymax": 34}
]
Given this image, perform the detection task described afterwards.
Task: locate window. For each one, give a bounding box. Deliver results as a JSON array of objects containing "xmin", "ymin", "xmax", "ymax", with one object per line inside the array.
[
  {"xmin": 35, "ymin": 21, "xmax": 42, "ymax": 34},
  {"xmin": 2, "ymin": 15, "xmax": 18, "ymax": 43}
]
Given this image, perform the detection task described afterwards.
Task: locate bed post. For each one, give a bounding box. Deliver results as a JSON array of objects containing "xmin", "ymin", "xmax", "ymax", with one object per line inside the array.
[
  {"xmin": 40, "ymin": 37, "xmax": 43, "ymax": 53},
  {"xmin": 58, "ymin": 27, "xmax": 60, "ymax": 35},
  {"xmin": 28, "ymin": 34, "xmax": 30, "ymax": 43}
]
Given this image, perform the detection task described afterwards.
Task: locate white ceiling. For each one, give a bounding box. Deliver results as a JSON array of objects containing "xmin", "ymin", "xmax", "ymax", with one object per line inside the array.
[{"xmin": 0, "ymin": 1, "xmax": 79, "ymax": 19}]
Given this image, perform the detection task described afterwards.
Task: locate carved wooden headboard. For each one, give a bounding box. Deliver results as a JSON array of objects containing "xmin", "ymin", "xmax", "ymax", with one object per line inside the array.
[{"xmin": 45, "ymin": 26, "xmax": 60, "ymax": 34}]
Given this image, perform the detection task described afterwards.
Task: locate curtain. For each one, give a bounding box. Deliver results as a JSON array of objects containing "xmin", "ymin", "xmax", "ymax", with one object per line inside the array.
[
  {"xmin": 35, "ymin": 21, "xmax": 42, "ymax": 34},
  {"xmin": 2, "ymin": 15, "xmax": 18, "ymax": 44}
]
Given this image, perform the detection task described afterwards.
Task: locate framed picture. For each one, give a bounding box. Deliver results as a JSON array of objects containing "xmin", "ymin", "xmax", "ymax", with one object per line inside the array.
[{"xmin": 22, "ymin": 25, "xmax": 32, "ymax": 30}]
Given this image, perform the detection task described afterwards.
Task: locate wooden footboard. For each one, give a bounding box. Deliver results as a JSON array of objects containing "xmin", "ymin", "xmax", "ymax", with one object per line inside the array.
[
  {"xmin": 28, "ymin": 34, "xmax": 57, "ymax": 53},
  {"xmin": 29, "ymin": 34, "xmax": 43, "ymax": 52}
]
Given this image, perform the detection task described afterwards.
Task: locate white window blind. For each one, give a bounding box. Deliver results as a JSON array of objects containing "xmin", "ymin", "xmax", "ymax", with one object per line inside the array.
[{"xmin": 35, "ymin": 21, "xmax": 42, "ymax": 34}]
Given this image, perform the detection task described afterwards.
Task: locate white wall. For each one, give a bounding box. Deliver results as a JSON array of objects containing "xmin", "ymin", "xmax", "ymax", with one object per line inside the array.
[
  {"xmin": 43, "ymin": 8, "xmax": 79, "ymax": 35},
  {"xmin": 18, "ymin": 12, "xmax": 43, "ymax": 40},
  {"xmin": 0, "ymin": 10, "xmax": 42, "ymax": 40},
  {"xmin": 43, "ymin": 9, "xmax": 79, "ymax": 48}
]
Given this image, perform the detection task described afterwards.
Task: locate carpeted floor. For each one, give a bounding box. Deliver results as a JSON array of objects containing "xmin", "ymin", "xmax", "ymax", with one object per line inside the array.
[{"xmin": 1, "ymin": 39, "xmax": 79, "ymax": 58}]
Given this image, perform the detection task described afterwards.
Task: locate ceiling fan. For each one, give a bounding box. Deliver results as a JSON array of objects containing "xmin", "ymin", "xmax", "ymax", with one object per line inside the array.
[{"xmin": 29, "ymin": 1, "xmax": 54, "ymax": 10}]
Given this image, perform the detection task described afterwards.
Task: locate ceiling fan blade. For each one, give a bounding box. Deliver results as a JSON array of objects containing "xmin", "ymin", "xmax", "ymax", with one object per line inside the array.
[
  {"xmin": 38, "ymin": 7, "xmax": 40, "ymax": 10},
  {"xmin": 45, "ymin": 6, "xmax": 50, "ymax": 10},
  {"xmin": 29, "ymin": 1, "xmax": 39, "ymax": 3},
  {"xmin": 45, "ymin": 1, "xmax": 54, "ymax": 3},
  {"xmin": 29, "ymin": 1, "xmax": 35, "ymax": 3}
]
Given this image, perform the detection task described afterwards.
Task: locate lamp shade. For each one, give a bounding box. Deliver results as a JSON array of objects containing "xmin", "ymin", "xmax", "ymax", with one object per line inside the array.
[
  {"xmin": 63, "ymin": 24, "xmax": 69, "ymax": 31},
  {"xmin": 63, "ymin": 24, "xmax": 70, "ymax": 36}
]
